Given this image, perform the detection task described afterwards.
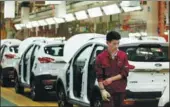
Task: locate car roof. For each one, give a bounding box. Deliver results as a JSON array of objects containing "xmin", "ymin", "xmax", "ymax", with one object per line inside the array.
[
  {"xmin": 18, "ymin": 37, "xmax": 65, "ymax": 56},
  {"xmin": 18, "ymin": 37, "xmax": 47, "ymax": 56},
  {"xmin": 87, "ymin": 37, "xmax": 168, "ymax": 46},
  {"xmin": 63, "ymin": 33, "xmax": 106, "ymax": 63},
  {"xmin": 64, "ymin": 34, "xmax": 168, "ymax": 63},
  {"xmin": 1, "ymin": 39, "xmax": 21, "ymax": 46},
  {"xmin": 44, "ymin": 42, "xmax": 65, "ymax": 46}
]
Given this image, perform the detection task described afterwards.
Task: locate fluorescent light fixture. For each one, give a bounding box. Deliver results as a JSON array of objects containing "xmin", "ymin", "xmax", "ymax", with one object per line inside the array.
[
  {"xmin": 75, "ymin": 10, "xmax": 88, "ymax": 20},
  {"xmin": 45, "ymin": 1, "xmax": 62, "ymax": 5},
  {"xmin": 120, "ymin": 1, "xmax": 140, "ymax": 7},
  {"xmin": 121, "ymin": 6, "xmax": 142, "ymax": 12},
  {"xmin": 26, "ymin": 22, "xmax": 32, "ymax": 28},
  {"xmin": 120, "ymin": 1, "xmax": 131, "ymax": 7},
  {"xmin": 164, "ymin": 31, "xmax": 168, "ymax": 35},
  {"xmin": 20, "ymin": 24, "xmax": 25, "ymax": 28},
  {"xmin": 38, "ymin": 20, "xmax": 48, "ymax": 26},
  {"xmin": 31, "ymin": 21, "xmax": 39, "ymax": 27},
  {"xmin": 45, "ymin": 18, "xmax": 56, "ymax": 25},
  {"xmin": 53, "ymin": 17, "xmax": 65, "ymax": 23},
  {"xmin": 102, "ymin": 4, "xmax": 121, "ymax": 15},
  {"xmin": 14, "ymin": 24, "xmax": 21, "ymax": 30},
  {"xmin": 64, "ymin": 13, "xmax": 75, "ymax": 22},
  {"xmin": 87, "ymin": 7, "xmax": 103, "ymax": 18},
  {"xmin": 120, "ymin": 1, "xmax": 142, "ymax": 12},
  {"xmin": 102, "ymin": 1, "xmax": 108, "ymax": 2}
]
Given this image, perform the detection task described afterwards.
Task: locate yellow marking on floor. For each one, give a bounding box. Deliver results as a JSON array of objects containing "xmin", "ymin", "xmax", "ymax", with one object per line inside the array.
[{"xmin": 1, "ymin": 87, "xmax": 58, "ymax": 106}]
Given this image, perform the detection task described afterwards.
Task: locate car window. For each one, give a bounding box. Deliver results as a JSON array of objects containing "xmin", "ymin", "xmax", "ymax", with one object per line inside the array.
[
  {"xmin": 0, "ymin": 45, "xmax": 6, "ymax": 60},
  {"xmin": 0, "ymin": 45, "xmax": 5, "ymax": 54},
  {"xmin": 33, "ymin": 45, "xmax": 40, "ymax": 56},
  {"xmin": 73, "ymin": 45, "xmax": 93, "ymax": 70},
  {"xmin": 0, "ymin": 46, "xmax": 2, "ymax": 51},
  {"xmin": 89, "ymin": 45, "xmax": 106, "ymax": 64},
  {"xmin": 44, "ymin": 45, "xmax": 64, "ymax": 56},
  {"xmin": 9, "ymin": 45, "xmax": 19, "ymax": 53},
  {"xmin": 3, "ymin": 46, "xmax": 8, "ymax": 53},
  {"xmin": 24, "ymin": 45, "xmax": 35, "ymax": 59},
  {"xmin": 119, "ymin": 45, "xmax": 169, "ymax": 62}
]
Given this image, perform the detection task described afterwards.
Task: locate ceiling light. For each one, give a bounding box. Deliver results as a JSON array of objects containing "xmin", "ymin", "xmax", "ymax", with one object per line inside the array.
[
  {"xmin": 31, "ymin": 21, "xmax": 39, "ymax": 27},
  {"xmin": 87, "ymin": 7, "xmax": 103, "ymax": 18},
  {"xmin": 38, "ymin": 20, "xmax": 48, "ymax": 26},
  {"xmin": 20, "ymin": 24, "xmax": 25, "ymax": 28},
  {"xmin": 26, "ymin": 22, "xmax": 32, "ymax": 28},
  {"xmin": 102, "ymin": 4, "xmax": 121, "ymax": 15},
  {"xmin": 45, "ymin": 18, "xmax": 56, "ymax": 25},
  {"xmin": 64, "ymin": 13, "xmax": 75, "ymax": 22},
  {"xmin": 121, "ymin": 6, "xmax": 142, "ymax": 12},
  {"xmin": 120, "ymin": 1, "xmax": 140, "ymax": 7},
  {"xmin": 164, "ymin": 31, "xmax": 168, "ymax": 35},
  {"xmin": 45, "ymin": 1, "xmax": 62, "ymax": 5},
  {"xmin": 120, "ymin": 1, "xmax": 142, "ymax": 12},
  {"xmin": 14, "ymin": 24, "xmax": 21, "ymax": 30},
  {"xmin": 102, "ymin": 1, "xmax": 108, "ymax": 2},
  {"xmin": 53, "ymin": 17, "xmax": 65, "ymax": 23},
  {"xmin": 75, "ymin": 10, "xmax": 88, "ymax": 20}
]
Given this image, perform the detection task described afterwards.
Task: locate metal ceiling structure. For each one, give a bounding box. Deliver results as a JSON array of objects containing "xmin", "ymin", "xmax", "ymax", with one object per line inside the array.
[{"xmin": 13, "ymin": 1, "xmax": 118, "ymax": 23}]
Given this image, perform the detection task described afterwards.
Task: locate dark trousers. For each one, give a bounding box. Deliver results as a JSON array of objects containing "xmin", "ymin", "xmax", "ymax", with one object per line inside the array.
[{"xmin": 103, "ymin": 92, "xmax": 125, "ymax": 107}]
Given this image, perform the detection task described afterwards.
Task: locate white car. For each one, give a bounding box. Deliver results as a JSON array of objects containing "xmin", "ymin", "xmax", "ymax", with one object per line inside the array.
[
  {"xmin": 14, "ymin": 37, "xmax": 66, "ymax": 101},
  {"xmin": 55, "ymin": 33, "xmax": 169, "ymax": 107},
  {"xmin": 158, "ymin": 83, "xmax": 169, "ymax": 107},
  {"xmin": 0, "ymin": 39, "xmax": 21, "ymax": 86}
]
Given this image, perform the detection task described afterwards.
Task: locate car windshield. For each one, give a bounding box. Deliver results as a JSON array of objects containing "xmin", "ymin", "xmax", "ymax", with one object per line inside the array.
[
  {"xmin": 44, "ymin": 44, "xmax": 64, "ymax": 56},
  {"xmin": 9, "ymin": 45, "xmax": 19, "ymax": 53},
  {"xmin": 119, "ymin": 45, "xmax": 169, "ymax": 62}
]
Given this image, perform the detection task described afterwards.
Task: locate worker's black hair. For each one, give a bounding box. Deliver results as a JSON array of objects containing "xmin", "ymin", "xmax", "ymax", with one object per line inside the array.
[{"xmin": 106, "ymin": 31, "xmax": 121, "ymax": 42}]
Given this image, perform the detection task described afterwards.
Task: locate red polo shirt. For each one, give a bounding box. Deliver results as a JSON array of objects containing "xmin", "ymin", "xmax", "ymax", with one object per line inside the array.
[{"xmin": 95, "ymin": 50, "xmax": 132, "ymax": 92}]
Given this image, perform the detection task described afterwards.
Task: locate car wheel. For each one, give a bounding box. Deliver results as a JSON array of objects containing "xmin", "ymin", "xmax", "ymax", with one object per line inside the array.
[
  {"xmin": 15, "ymin": 77, "xmax": 24, "ymax": 94},
  {"xmin": 57, "ymin": 86, "xmax": 73, "ymax": 107},
  {"xmin": 30, "ymin": 80, "xmax": 42, "ymax": 101},
  {"xmin": 1, "ymin": 73, "xmax": 8, "ymax": 87}
]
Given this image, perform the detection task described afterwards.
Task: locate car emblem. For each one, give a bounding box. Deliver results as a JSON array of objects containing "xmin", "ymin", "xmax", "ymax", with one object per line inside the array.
[{"xmin": 155, "ymin": 63, "xmax": 162, "ymax": 67}]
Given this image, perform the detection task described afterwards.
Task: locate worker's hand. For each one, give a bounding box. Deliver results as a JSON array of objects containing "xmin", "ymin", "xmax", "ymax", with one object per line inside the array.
[
  {"xmin": 100, "ymin": 89, "xmax": 111, "ymax": 101},
  {"xmin": 103, "ymin": 77, "xmax": 113, "ymax": 86}
]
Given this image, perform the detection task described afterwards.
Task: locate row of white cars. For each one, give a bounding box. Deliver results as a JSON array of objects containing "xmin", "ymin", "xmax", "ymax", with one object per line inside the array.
[{"xmin": 0, "ymin": 33, "xmax": 169, "ymax": 107}]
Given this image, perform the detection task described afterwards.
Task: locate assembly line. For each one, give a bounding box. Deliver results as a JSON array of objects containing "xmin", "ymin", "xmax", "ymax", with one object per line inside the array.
[
  {"xmin": 0, "ymin": 1, "xmax": 170, "ymax": 107},
  {"xmin": 0, "ymin": 33, "xmax": 169, "ymax": 107}
]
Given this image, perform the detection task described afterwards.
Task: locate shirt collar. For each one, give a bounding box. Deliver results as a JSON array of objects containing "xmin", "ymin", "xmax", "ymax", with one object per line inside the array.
[{"xmin": 105, "ymin": 49, "xmax": 119, "ymax": 59}]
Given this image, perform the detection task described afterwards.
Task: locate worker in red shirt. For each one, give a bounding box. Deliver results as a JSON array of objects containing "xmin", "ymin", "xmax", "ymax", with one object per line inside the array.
[{"xmin": 95, "ymin": 31, "xmax": 134, "ymax": 107}]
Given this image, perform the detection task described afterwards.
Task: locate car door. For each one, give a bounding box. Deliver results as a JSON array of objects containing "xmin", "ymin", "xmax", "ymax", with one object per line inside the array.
[
  {"xmin": 1, "ymin": 45, "xmax": 9, "ymax": 67},
  {"xmin": 27, "ymin": 45, "xmax": 40, "ymax": 85},
  {"xmin": 86, "ymin": 44, "xmax": 106, "ymax": 100},
  {"xmin": 69, "ymin": 44, "xmax": 93, "ymax": 100},
  {"xmin": 20, "ymin": 45, "xmax": 35, "ymax": 83},
  {"xmin": 0, "ymin": 45, "xmax": 6, "ymax": 62}
]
